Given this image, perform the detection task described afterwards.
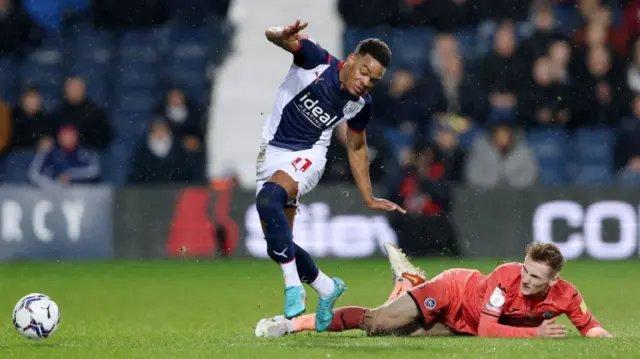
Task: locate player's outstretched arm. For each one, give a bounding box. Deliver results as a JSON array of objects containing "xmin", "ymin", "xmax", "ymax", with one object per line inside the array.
[
  {"xmin": 265, "ymin": 19, "xmax": 308, "ymax": 53},
  {"xmin": 566, "ymin": 290, "xmax": 613, "ymax": 338},
  {"xmin": 345, "ymin": 128, "xmax": 406, "ymax": 214}
]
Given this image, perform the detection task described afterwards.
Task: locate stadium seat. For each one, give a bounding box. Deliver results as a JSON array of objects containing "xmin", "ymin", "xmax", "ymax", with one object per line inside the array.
[
  {"xmin": 537, "ymin": 165, "xmax": 571, "ymax": 186},
  {"xmin": 617, "ymin": 171, "xmax": 640, "ymax": 186},
  {"xmin": 342, "ymin": 27, "xmax": 387, "ymax": 59},
  {"xmin": 573, "ymin": 164, "xmax": 613, "ymax": 186},
  {"xmin": 526, "ymin": 128, "xmax": 571, "ymax": 185},
  {"xmin": 2, "ymin": 151, "xmax": 36, "ymax": 184},
  {"xmin": 115, "ymin": 64, "xmax": 159, "ymax": 89},
  {"xmin": 455, "ymin": 27, "xmax": 479, "ymax": 61},
  {"xmin": 0, "ymin": 154, "xmax": 6, "ymax": 181},
  {"xmin": 383, "ymin": 127, "xmax": 414, "ymax": 156},
  {"xmin": 68, "ymin": 28, "xmax": 115, "ymax": 107},
  {"xmin": 0, "ymin": 56, "xmax": 18, "ymax": 104},
  {"xmin": 163, "ymin": 27, "xmax": 209, "ymax": 103},
  {"xmin": 112, "ymin": 89, "xmax": 158, "ymax": 113},
  {"xmin": 572, "ymin": 127, "xmax": 614, "ymax": 166},
  {"xmin": 118, "ymin": 30, "xmax": 162, "ymax": 64},
  {"xmin": 39, "ymin": 90, "xmax": 61, "ymax": 112},
  {"xmin": 390, "ymin": 28, "xmax": 435, "ymax": 75},
  {"xmin": 111, "ymin": 110, "xmax": 152, "ymax": 138},
  {"xmin": 20, "ymin": 34, "xmax": 65, "ymax": 91},
  {"xmin": 102, "ymin": 139, "xmax": 138, "ymax": 186}
]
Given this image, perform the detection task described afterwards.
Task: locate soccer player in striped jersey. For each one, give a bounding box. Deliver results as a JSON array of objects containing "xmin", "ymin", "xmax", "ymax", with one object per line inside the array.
[{"xmin": 255, "ymin": 19, "xmax": 405, "ymax": 332}]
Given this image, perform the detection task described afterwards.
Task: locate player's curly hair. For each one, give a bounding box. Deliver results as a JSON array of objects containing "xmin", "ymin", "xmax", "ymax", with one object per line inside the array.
[
  {"xmin": 355, "ymin": 38, "xmax": 392, "ymax": 68},
  {"xmin": 526, "ymin": 242, "xmax": 566, "ymax": 274}
]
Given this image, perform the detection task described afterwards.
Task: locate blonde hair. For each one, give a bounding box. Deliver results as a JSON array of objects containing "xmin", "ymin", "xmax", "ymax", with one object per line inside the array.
[{"xmin": 526, "ymin": 242, "xmax": 566, "ymax": 274}]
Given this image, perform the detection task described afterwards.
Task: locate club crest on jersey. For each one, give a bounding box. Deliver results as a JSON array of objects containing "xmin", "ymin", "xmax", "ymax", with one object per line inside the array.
[
  {"xmin": 542, "ymin": 311, "xmax": 555, "ymax": 318},
  {"xmin": 296, "ymin": 92, "xmax": 340, "ymax": 129},
  {"xmin": 490, "ymin": 287, "xmax": 505, "ymax": 308},
  {"xmin": 424, "ymin": 298, "xmax": 437, "ymax": 310},
  {"xmin": 343, "ymin": 100, "xmax": 364, "ymax": 119}
]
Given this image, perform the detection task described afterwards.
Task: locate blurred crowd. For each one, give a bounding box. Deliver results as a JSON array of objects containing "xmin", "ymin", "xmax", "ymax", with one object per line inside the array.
[
  {"xmin": 0, "ymin": 0, "xmax": 231, "ymax": 186},
  {"xmin": 322, "ymin": 0, "xmax": 640, "ymax": 223},
  {"xmin": 0, "ymin": 0, "xmax": 638, "ymax": 212}
]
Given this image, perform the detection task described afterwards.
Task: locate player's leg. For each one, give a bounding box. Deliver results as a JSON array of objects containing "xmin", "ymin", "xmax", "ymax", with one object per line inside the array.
[
  {"xmin": 284, "ymin": 206, "xmax": 347, "ymax": 332},
  {"xmin": 383, "ymin": 242, "xmax": 427, "ymax": 303},
  {"xmin": 256, "ymin": 170, "xmax": 306, "ymax": 318},
  {"xmin": 256, "ymin": 303, "xmax": 455, "ymax": 337},
  {"xmin": 283, "ymin": 207, "xmax": 338, "ymax": 291},
  {"xmin": 257, "ymin": 294, "xmax": 421, "ymax": 337}
]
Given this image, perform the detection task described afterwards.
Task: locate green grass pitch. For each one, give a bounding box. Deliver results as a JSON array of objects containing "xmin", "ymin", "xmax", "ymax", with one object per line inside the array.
[{"xmin": 0, "ymin": 258, "xmax": 638, "ymax": 358}]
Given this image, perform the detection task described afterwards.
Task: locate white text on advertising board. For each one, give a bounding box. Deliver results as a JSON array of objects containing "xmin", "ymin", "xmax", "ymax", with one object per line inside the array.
[
  {"xmin": 244, "ymin": 202, "xmax": 398, "ymax": 258},
  {"xmin": 533, "ymin": 200, "xmax": 639, "ymax": 260},
  {"xmin": 1, "ymin": 200, "xmax": 85, "ymax": 243}
]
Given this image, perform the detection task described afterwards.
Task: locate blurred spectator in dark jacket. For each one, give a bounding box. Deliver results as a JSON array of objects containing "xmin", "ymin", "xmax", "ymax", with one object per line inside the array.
[
  {"xmin": 519, "ymin": 3, "xmax": 564, "ymax": 66},
  {"xmin": 390, "ymin": 140, "xmax": 460, "ymax": 257},
  {"xmin": 432, "ymin": 117, "xmax": 467, "ymax": 182},
  {"xmin": 464, "ymin": 124, "xmax": 538, "ymax": 188},
  {"xmin": 573, "ymin": 4, "xmax": 628, "ymax": 56},
  {"xmin": 393, "ymin": 141, "xmax": 457, "ymax": 217},
  {"xmin": 321, "ymin": 121, "xmax": 396, "ymax": 186},
  {"xmin": 572, "ymin": 45, "xmax": 630, "ymax": 127},
  {"xmin": 477, "ymin": 21, "xmax": 524, "ymax": 124},
  {"xmin": 433, "ymin": 50, "xmax": 485, "ymax": 121},
  {"xmin": 548, "ymin": 38, "xmax": 573, "ymax": 84},
  {"xmin": 518, "ymin": 56, "xmax": 572, "ymax": 127},
  {"xmin": 153, "ymin": 87, "xmax": 204, "ymax": 153},
  {"xmin": 28, "ymin": 125, "xmax": 100, "ymax": 189},
  {"xmin": 614, "ymin": 94, "xmax": 640, "ymax": 172},
  {"xmin": 400, "ymin": 34, "xmax": 486, "ymax": 129},
  {"xmin": 10, "ymin": 86, "xmax": 53, "ymax": 150},
  {"xmin": 0, "ymin": 97, "xmax": 10, "ymax": 156},
  {"xmin": 49, "ymin": 76, "xmax": 113, "ymax": 151},
  {"xmin": 129, "ymin": 120, "xmax": 200, "ymax": 184},
  {"xmin": 0, "ymin": 0, "xmax": 43, "ymax": 57}
]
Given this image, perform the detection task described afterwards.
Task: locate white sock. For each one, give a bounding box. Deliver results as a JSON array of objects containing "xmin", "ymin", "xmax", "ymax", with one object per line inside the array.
[
  {"xmin": 311, "ymin": 271, "xmax": 335, "ymax": 299},
  {"xmin": 281, "ymin": 260, "xmax": 302, "ymax": 287}
]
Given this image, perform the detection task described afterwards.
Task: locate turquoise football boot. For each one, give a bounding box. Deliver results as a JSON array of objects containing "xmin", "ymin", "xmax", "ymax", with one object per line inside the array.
[
  {"xmin": 284, "ymin": 285, "xmax": 306, "ymax": 319},
  {"xmin": 315, "ymin": 278, "xmax": 347, "ymax": 332}
]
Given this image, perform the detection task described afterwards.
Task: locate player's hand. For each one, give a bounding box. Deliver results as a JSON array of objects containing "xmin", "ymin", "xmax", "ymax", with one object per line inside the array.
[
  {"xmin": 282, "ymin": 20, "xmax": 308, "ymax": 40},
  {"xmin": 365, "ymin": 198, "xmax": 407, "ymax": 214},
  {"xmin": 536, "ymin": 318, "xmax": 566, "ymax": 338},
  {"xmin": 268, "ymin": 20, "xmax": 309, "ymax": 42},
  {"xmin": 586, "ymin": 327, "xmax": 613, "ymax": 338}
]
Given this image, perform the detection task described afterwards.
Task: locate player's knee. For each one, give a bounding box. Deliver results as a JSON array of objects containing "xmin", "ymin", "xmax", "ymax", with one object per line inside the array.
[
  {"xmin": 256, "ymin": 182, "xmax": 289, "ymax": 217},
  {"xmin": 362, "ymin": 309, "xmax": 394, "ymax": 336}
]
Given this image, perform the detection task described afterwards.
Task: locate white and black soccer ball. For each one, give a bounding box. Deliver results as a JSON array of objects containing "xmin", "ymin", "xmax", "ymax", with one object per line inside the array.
[{"xmin": 12, "ymin": 293, "xmax": 60, "ymax": 340}]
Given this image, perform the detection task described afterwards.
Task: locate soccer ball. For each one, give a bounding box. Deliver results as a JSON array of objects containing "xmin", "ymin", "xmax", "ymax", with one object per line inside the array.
[{"xmin": 12, "ymin": 293, "xmax": 60, "ymax": 340}]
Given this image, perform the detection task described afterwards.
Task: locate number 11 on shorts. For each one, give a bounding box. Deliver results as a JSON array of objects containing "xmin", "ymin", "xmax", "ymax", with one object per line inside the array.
[{"xmin": 292, "ymin": 158, "xmax": 312, "ymax": 172}]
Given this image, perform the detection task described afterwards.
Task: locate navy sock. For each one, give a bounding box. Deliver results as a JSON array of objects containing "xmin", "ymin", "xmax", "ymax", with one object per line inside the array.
[
  {"xmin": 256, "ymin": 182, "xmax": 295, "ymax": 263},
  {"xmin": 294, "ymin": 243, "xmax": 320, "ymax": 284}
]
